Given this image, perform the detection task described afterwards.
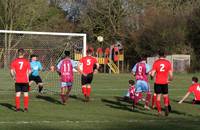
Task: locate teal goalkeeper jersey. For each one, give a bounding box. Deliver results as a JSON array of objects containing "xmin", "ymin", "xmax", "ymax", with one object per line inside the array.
[{"xmin": 30, "ymin": 61, "xmax": 42, "ymax": 76}]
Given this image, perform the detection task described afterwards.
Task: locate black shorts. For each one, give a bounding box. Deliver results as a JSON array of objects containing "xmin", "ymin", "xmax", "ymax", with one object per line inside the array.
[
  {"xmin": 29, "ymin": 75, "xmax": 42, "ymax": 84},
  {"xmin": 15, "ymin": 83, "xmax": 29, "ymax": 92},
  {"xmin": 154, "ymin": 83, "xmax": 168, "ymax": 94},
  {"xmin": 193, "ymin": 99, "xmax": 200, "ymax": 104},
  {"xmin": 81, "ymin": 73, "xmax": 93, "ymax": 85}
]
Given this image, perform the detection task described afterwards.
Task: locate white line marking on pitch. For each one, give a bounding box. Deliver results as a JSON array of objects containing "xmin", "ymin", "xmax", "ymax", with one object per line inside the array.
[{"xmin": 0, "ymin": 119, "xmax": 199, "ymax": 124}]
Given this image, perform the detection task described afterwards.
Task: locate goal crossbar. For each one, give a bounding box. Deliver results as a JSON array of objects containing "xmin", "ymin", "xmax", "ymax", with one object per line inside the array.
[{"xmin": 0, "ymin": 30, "xmax": 87, "ymax": 56}]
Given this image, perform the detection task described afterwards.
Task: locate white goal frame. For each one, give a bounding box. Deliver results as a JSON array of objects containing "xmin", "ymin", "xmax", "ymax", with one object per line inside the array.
[{"xmin": 0, "ymin": 30, "xmax": 87, "ymax": 56}]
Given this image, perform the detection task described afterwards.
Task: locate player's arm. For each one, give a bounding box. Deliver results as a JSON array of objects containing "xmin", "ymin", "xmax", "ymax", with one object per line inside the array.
[
  {"xmin": 77, "ymin": 62, "xmax": 86, "ymax": 76},
  {"xmin": 178, "ymin": 92, "xmax": 190, "ymax": 104},
  {"xmin": 56, "ymin": 61, "xmax": 61, "ymax": 76},
  {"xmin": 168, "ymin": 70, "xmax": 173, "ymax": 82},
  {"xmin": 94, "ymin": 63, "xmax": 100, "ymax": 74},
  {"xmin": 130, "ymin": 64, "xmax": 136, "ymax": 79},
  {"xmin": 10, "ymin": 69, "xmax": 15, "ymax": 81},
  {"xmin": 39, "ymin": 62, "xmax": 43, "ymax": 71}
]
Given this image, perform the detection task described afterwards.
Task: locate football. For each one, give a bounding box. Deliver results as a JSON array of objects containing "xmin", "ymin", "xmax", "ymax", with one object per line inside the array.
[{"xmin": 97, "ymin": 36, "xmax": 104, "ymax": 42}]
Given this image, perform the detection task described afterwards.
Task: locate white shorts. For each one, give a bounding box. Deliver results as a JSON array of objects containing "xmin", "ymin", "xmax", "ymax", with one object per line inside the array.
[{"xmin": 61, "ymin": 82, "xmax": 73, "ymax": 88}]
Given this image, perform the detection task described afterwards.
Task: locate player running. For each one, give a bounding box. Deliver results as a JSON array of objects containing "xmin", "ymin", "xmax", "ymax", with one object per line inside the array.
[
  {"xmin": 151, "ymin": 50, "xmax": 173, "ymax": 116},
  {"xmin": 179, "ymin": 76, "xmax": 200, "ymax": 104},
  {"xmin": 10, "ymin": 48, "xmax": 31, "ymax": 112},
  {"xmin": 77, "ymin": 49, "xmax": 99, "ymax": 102},
  {"xmin": 57, "ymin": 51, "xmax": 77, "ymax": 105},
  {"xmin": 131, "ymin": 55, "xmax": 151, "ymax": 110},
  {"xmin": 29, "ymin": 54, "xmax": 43, "ymax": 93}
]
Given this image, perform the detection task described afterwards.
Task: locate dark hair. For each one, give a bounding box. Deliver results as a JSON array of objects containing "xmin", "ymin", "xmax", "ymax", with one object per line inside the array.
[
  {"xmin": 158, "ymin": 49, "xmax": 165, "ymax": 57},
  {"xmin": 30, "ymin": 54, "xmax": 38, "ymax": 58},
  {"xmin": 87, "ymin": 49, "xmax": 92, "ymax": 54},
  {"xmin": 192, "ymin": 76, "xmax": 198, "ymax": 83},
  {"xmin": 140, "ymin": 54, "xmax": 147, "ymax": 61},
  {"xmin": 129, "ymin": 80, "xmax": 135, "ymax": 85},
  {"xmin": 64, "ymin": 51, "xmax": 70, "ymax": 57},
  {"xmin": 18, "ymin": 48, "xmax": 25, "ymax": 55}
]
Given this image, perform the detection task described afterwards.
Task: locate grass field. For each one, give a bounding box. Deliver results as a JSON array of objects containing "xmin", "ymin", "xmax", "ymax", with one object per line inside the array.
[{"xmin": 0, "ymin": 70, "xmax": 200, "ymax": 130}]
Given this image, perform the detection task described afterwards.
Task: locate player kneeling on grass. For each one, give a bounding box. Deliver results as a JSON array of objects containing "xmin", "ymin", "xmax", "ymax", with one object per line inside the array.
[
  {"xmin": 123, "ymin": 80, "xmax": 136, "ymax": 100},
  {"xmin": 29, "ymin": 54, "xmax": 43, "ymax": 93},
  {"xmin": 10, "ymin": 48, "xmax": 31, "ymax": 112},
  {"xmin": 179, "ymin": 76, "xmax": 200, "ymax": 104},
  {"xmin": 127, "ymin": 80, "xmax": 137, "ymax": 110},
  {"xmin": 77, "ymin": 49, "xmax": 99, "ymax": 102},
  {"xmin": 57, "ymin": 51, "xmax": 77, "ymax": 105}
]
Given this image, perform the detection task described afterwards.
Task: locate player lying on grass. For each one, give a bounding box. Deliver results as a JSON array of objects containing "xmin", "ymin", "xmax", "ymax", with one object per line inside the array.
[
  {"xmin": 179, "ymin": 76, "xmax": 200, "ymax": 104},
  {"xmin": 10, "ymin": 48, "xmax": 31, "ymax": 112},
  {"xmin": 131, "ymin": 55, "xmax": 151, "ymax": 110},
  {"xmin": 57, "ymin": 51, "xmax": 77, "ymax": 105},
  {"xmin": 29, "ymin": 54, "xmax": 44, "ymax": 93},
  {"xmin": 77, "ymin": 49, "xmax": 99, "ymax": 102}
]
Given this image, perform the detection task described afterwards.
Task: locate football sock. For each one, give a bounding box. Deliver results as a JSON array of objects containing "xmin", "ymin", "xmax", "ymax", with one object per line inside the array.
[
  {"xmin": 164, "ymin": 96, "xmax": 169, "ymax": 106},
  {"xmin": 138, "ymin": 92, "xmax": 142, "ymax": 100},
  {"xmin": 134, "ymin": 93, "xmax": 140, "ymax": 105},
  {"xmin": 39, "ymin": 85, "xmax": 43, "ymax": 93},
  {"xmin": 145, "ymin": 92, "xmax": 151, "ymax": 106},
  {"xmin": 60, "ymin": 94, "xmax": 65, "ymax": 103},
  {"xmin": 82, "ymin": 87, "xmax": 87, "ymax": 96},
  {"xmin": 15, "ymin": 96, "xmax": 20, "ymax": 109},
  {"xmin": 152, "ymin": 94, "xmax": 156, "ymax": 107},
  {"xmin": 156, "ymin": 100, "xmax": 161, "ymax": 113},
  {"xmin": 168, "ymin": 98, "xmax": 170, "ymax": 105},
  {"xmin": 24, "ymin": 96, "xmax": 29, "ymax": 109},
  {"xmin": 86, "ymin": 87, "xmax": 91, "ymax": 97},
  {"xmin": 28, "ymin": 86, "xmax": 31, "ymax": 91}
]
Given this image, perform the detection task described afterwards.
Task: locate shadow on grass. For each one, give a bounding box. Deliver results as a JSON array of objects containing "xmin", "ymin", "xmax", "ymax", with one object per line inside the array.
[
  {"xmin": 69, "ymin": 95, "xmax": 85, "ymax": 102},
  {"xmin": 101, "ymin": 98, "xmax": 156, "ymax": 116},
  {"xmin": 36, "ymin": 95, "xmax": 61, "ymax": 104},
  {"xmin": 0, "ymin": 103, "xmax": 16, "ymax": 111}
]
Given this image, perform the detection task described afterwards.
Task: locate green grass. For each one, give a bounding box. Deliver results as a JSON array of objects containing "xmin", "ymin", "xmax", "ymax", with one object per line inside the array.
[{"xmin": 0, "ymin": 71, "xmax": 200, "ymax": 130}]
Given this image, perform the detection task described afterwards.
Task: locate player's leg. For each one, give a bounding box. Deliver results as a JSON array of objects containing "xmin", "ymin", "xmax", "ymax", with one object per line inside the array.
[
  {"xmin": 86, "ymin": 73, "xmax": 93, "ymax": 101},
  {"xmin": 134, "ymin": 80, "xmax": 143, "ymax": 107},
  {"xmin": 81, "ymin": 75, "xmax": 87, "ymax": 98},
  {"xmin": 141, "ymin": 81, "xmax": 151, "ymax": 110},
  {"xmin": 22, "ymin": 83, "xmax": 29, "ymax": 112},
  {"xmin": 162, "ymin": 84, "xmax": 169, "ymax": 116},
  {"xmin": 60, "ymin": 82, "xmax": 67, "ymax": 104},
  {"xmin": 154, "ymin": 84, "xmax": 162, "ymax": 115},
  {"xmin": 36, "ymin": 76, "xmax": 43, "ymax": 93},
  {"xmin": 86, "ymin": 84, "xmax": 91, "ymax": 102},
  {"xmin": 152, "ymin": 93, "xmax": 157, "ymax": 109},
  {"xmin": 65, "ymin": 82, "xmax": 72, "ymax": 102},
  {"xmin": 15, "ymin": 83, "xmax": 21, "ymax": 111},
  {"xmin": 28, "ymin": 75, "xmax": 35, "ymax": 91}
]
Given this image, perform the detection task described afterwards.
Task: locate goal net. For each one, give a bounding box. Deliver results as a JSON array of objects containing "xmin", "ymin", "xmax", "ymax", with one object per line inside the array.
[
  {"xmin": 147, "ymin": 54, "xmax": 190, "ymax": 72},
  {"xmin": 0, "ymin": 30, "xmax": 86, "ymax": 95}
]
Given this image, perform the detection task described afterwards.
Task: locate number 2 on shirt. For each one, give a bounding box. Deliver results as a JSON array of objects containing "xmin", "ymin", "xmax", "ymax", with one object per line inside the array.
[
  {"xmin": 160, "ymin": 64, "xmax": 165, "ymax": 72},
  {"xmin": 19, "ymin": 62, "xmax": 24, "ymax": 70}
]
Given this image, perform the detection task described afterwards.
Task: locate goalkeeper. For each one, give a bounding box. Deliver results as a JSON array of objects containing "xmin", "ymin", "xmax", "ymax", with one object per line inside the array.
[{"xmin": 29, "ymin": 54, "xmax": 44, "ymax": 93}]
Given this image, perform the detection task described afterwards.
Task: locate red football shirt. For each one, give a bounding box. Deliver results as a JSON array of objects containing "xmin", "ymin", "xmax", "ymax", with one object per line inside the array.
[
  {"xmin": 188, "ymin": 83, "xmax": 200, "ymax": 100},
  {"xmin": 10, "ymin": 58, "xmax": 31, "ymax": 83},
  {"xmin": 152, "ymin": 58, "xmax": 172, "ymax": 84},
  {"xmin": 79, "ymin": 56, "xmax": 97, "ymax": 74}
]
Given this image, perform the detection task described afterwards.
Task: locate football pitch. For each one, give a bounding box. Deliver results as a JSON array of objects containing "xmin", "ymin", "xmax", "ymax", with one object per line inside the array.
[{"xmin": 0, "ymin": 71, "xmax": 200, "ymax": 130}]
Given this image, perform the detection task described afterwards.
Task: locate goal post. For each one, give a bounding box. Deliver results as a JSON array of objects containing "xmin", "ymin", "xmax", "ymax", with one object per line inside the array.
[{"xmin": 0, "ymin": 30, "xmax": 87, "ymax": 94}]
